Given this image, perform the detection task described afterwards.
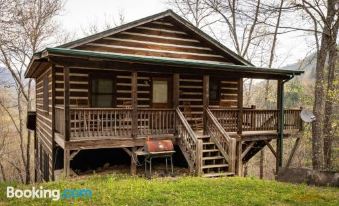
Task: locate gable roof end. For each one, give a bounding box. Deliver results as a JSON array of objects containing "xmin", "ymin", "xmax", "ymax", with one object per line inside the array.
[{"xmin": 57, "ymin": 9, "xmax": 252, "ymax": 66}]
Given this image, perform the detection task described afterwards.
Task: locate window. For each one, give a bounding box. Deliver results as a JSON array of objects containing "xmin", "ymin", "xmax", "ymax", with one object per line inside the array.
[
  {"xmin": 209, "ymin": 78, "xmax": 220, "ymax": 102},
  {"xmin": 152, "ymin": 80, "xmax": 168, "ymax": 103},
  {"xmin": 43, "ymin": 75, "xmax": 49, "ymax": 111},
  {"xmin": 91, "ymin": 77, "xmax": 115, "ymax": 107}
]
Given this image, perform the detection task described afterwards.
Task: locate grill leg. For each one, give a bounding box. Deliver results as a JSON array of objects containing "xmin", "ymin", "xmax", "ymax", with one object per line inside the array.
[
  {"xmin": 165, "ymin": 157, "xmax": 168, "ymax": 173},
  {"xmin": 149, "ymin": 157, "xmax": 152, "ymax": 177},
  {"xmin": 170, "ymin": 156, "xmax": 174, "ymax": 175}
]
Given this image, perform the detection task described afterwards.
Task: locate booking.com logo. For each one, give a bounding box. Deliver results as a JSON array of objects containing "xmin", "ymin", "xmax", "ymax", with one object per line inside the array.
[{"xmin": 6, "ymin": 186, "xmax": 92, "ymax": 201}]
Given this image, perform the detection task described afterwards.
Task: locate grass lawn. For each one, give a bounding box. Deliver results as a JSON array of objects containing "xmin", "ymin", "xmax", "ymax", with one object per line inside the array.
[{"xmin": 0, "ymin": 175, "xmax": 338, "ymax": 206}]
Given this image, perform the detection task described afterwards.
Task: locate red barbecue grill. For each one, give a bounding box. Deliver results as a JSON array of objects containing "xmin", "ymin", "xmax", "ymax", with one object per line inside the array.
[{"xmin": 142, "ymin": 139, "xmax": 175, "ymax": 178}]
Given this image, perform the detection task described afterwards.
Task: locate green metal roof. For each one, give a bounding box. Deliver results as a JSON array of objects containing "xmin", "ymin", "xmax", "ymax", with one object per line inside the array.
[{"xmin": 42, "ymin": 47, "xmax": 303, "ymax": 76}]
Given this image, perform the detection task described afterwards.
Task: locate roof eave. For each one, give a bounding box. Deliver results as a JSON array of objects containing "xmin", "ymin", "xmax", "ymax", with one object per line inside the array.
[
  {"xmin": 45, "ymin": 47, "xmax": 303, "ymax": 77},
  {"xmin": 24, "ymin": 53, "xmax": 42, "ymax": 78}
]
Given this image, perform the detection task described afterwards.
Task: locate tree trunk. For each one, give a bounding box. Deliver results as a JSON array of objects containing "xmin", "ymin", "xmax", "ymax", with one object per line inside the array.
[
  {"xmin": 323, "ymin": 19, "xmax": 338, "ymax": 170},
  {"xmin": 17, "ymin": 90, "xmax": 28, "ymax": 183},
  {"xmin": 25, "ymin": 80, "xmax": 32, "ymax": 183},
  {"xmin": 311, "ymin": 0, "xmax": 336, "ymax": 170}
]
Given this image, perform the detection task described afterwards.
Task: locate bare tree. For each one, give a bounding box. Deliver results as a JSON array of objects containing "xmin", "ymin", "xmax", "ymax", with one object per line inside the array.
[
  {"xmin": 167, "ymin": 0, "xmax": 217, "ymax": 28},
  {"xmin": 0, "ymin": 0, "xmax": 63, "ymax": 183},
  {"xmin": 81, "ymin": 11, "xmax": 126, "ymax": 36},
  {"xmin": 263, "ymin": 0, "xmax": 284, "ymax": 106},
  {"xmin": 204, "ymin": 0, "xmax": 271, "ymax": 57},
  {"xmin": 293, "ymin": 0, "xmax": 339, "ymax": 170}
]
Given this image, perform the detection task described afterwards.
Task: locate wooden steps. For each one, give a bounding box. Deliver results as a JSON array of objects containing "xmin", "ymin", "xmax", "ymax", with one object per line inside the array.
[
  {"xmin": 176, "ymin": 111, "xmax": 235, "ymax": 178},
  {"xmin": 203, "ymin": 149, "xmax": 219, "ymax": 153},
  {"xmin": 202, "ymin": 172, "xmax": 234, "ymax": 178},
  {"xmin": 202, "ymin": 156, "xmax": 224, "ymax": 160},
  {"xmin": 198, "ymin": 135, "xmax": 210, "ymax": 139},
  {"xmin": 195, "ymin": 134, "xmax": 233, "ymax": 178},
  {"xmin": 202, "ymin": 164, "xmax": 228, "ymax": 169}
]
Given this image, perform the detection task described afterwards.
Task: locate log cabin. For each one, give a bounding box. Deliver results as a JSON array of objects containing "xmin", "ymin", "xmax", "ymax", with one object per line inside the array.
[{"xmin": 25, "ymin": 10, "xmax": 304, "ymax": 181}]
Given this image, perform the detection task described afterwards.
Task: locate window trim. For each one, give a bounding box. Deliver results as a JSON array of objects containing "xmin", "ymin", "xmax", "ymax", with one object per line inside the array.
[
  {"xmin": 152, "ymin": 79, "xmax": 168, "ymax": 104},
  {"xmin": 151, "ymin": 77, "xmax": 172, "ymax": 108},
  {"xmin": 89, "ymin": 73, "xmax": 116, "ymax": 108}
]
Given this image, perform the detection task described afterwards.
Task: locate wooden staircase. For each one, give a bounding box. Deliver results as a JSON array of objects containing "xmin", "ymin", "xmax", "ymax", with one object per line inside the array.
[
  {"xmin": 198, "ymin": 134, "xmax": 234, "ymax": 177},
  {"xmin": 176, "ymin": 108, "xmax": 236, "ymax": 178}
]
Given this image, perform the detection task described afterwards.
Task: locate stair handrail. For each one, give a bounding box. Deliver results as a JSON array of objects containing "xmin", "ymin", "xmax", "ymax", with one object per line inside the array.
[
  {"xmin": 205, "ymin": 108, "xmax": 236, "ymax": 173},
  {"xmin": 176, "ymin": 107, "xmax": 203, "ymax": 175}
]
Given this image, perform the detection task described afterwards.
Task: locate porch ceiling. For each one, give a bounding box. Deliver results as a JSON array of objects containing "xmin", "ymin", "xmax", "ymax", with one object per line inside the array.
[{"xmin": 25, "ymin": 47, "xmax": 303, "ymax": 79}]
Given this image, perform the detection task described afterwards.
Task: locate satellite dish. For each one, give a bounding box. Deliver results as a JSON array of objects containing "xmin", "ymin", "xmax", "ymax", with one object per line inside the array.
[{"xmin": 300, "ymin": 109, "xmax": 316, "ymax": 123}]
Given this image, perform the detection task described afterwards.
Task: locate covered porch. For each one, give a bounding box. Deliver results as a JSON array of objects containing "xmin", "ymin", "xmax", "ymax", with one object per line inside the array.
[{"xmin": 54, "ymin": 106, "xmax": 302, "ymax": 142}]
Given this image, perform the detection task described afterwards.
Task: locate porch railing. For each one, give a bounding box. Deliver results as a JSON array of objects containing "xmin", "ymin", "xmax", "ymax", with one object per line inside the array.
[
  {"xmin": 137, "ymin": 108, "xmax": 176, "ymax": 136},
  {"xmin": 70, "ymin": 108, "xmax": 133, "ymax": 139},
  {"xmin": 55, "ymin": 107, "xmax": 177, "ymax": 140},
  {"xmin": 209, "ymin": 109, "xmax": 238, "ymax": 132},
  {"xmin": 176, "ymin": 107, "xmax": 203, "ymax": 174},
  {"xmin": 242, "ymin": 109, "xmax": 279, "ymax": 131},
  {"xmin": 205, "ymin": 108, "xmax": 236, "ymax": 172},
  {"xmin": 55, "ymin": 106, "xmax": 302, "ymax": 140},
  {"xmin": 210, "ymin": 108, "xmax": 302, "ymax": 132}
]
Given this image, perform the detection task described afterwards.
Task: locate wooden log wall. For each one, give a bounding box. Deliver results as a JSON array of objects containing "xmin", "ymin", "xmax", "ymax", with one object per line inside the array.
[
  {"xmin": 209, "ymin": 78, "xmax": 239, "ymax": 108},
  {"xmin": 179, "ymin": 74, "xmax": 203, "ymax": 127},
  {"xmin": 75, "ymin": 17, "xmax": 235, "ymax": 64},
  {"xmin": 178, "ymin": 75, "xmax": 239, "ymax": 129},
  {"xmin": 35, "ymin": 67, "xmax": 53, "ymax": 181},
  {"xmin": 137, "ymin": 72, "xmax": 151, "ymax": 108}
]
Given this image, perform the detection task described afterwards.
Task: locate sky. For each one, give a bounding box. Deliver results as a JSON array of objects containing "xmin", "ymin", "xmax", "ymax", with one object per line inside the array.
[
  {"xmin": 56, "ymin": 0, "xmax": 312, "ymax": 67},
  {"xmin": 58, "ymin": 0, "xmax": 167, "ymax": 31}
]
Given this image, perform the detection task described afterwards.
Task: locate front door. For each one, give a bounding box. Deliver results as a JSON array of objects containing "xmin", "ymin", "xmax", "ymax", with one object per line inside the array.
[{"xmin": 151, "ymin": 77, "xmax": 172, "ymax": 108}]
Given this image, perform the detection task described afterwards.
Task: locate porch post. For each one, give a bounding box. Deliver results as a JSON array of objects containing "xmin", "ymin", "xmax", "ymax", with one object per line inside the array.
[
  {"xmin": 276, "ymin": 79, "xmax": 284, "ymax": 173},
  {"xmin": 131, "ymin": 147, "xmax": 137, "ymax": 175},
  {"xmin": 173, "ymin": 73, "xmax": 180, "ymax": 136},
  {"xmin": 173, "ymin": 73, "xmax": 180, "ymax": 108},
  {"xmin": 63, "ymin": 67, "xmax": 70, "ymax": 141},
  {"xmin": 236, "ymin": 141, "xmax": 243, "ymax": 176},
  {"xmin": 63, "ymin": 149, "xmax": 70, "ymax": 177},
  {"xmin": 131, "ymin": 71, "xmax": 138, "ymax": 138},
  {"xmin": 237, "ymin": 78, "xmax": 243, "ymax": 135},
  {"xmin": 203, "ymin": 75, "xmax": 209, "ymax": 134}
]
